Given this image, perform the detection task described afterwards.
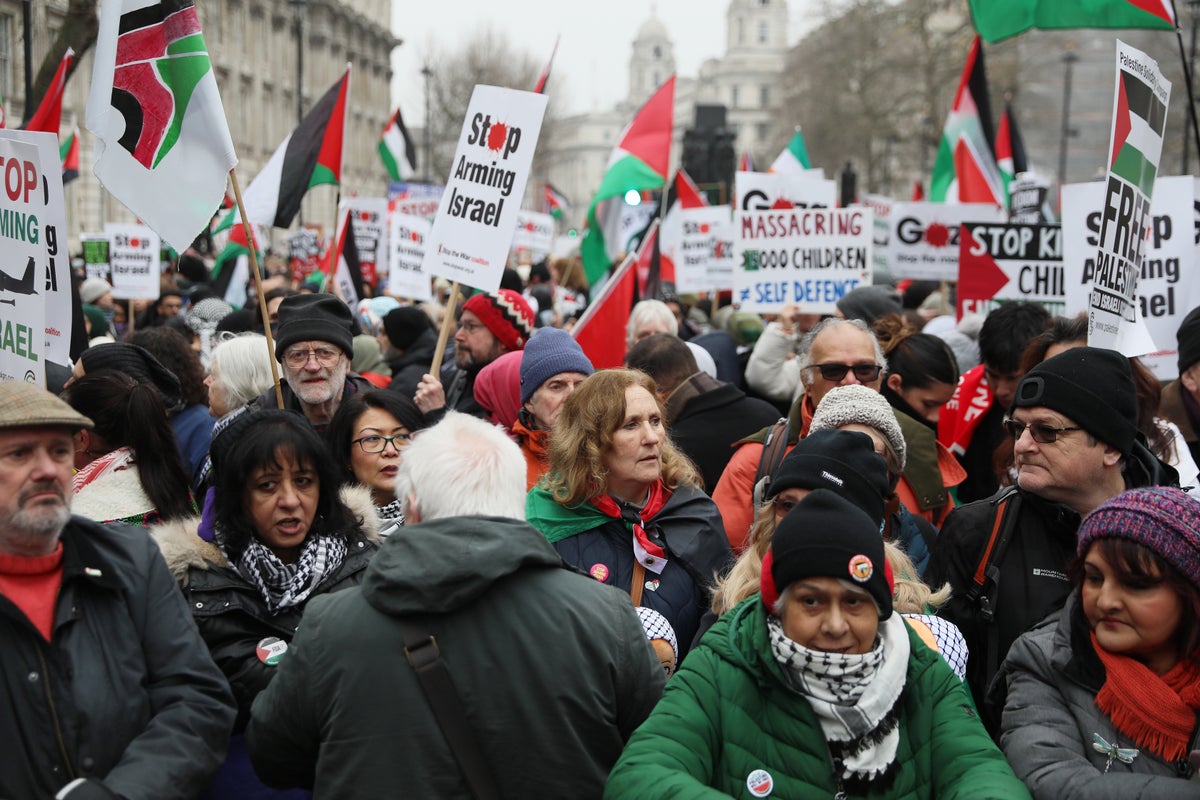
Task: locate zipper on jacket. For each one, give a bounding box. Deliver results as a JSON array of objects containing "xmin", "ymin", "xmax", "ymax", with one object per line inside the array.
[{"xmin": 36, "ymin": 644, "xmax": 76, "ymax": 781}]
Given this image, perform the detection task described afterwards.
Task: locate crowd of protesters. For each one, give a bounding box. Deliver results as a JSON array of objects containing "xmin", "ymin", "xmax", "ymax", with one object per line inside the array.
[{"xmin": 5, "ymin": 248, "xmax": 1200, "ymax": 799}]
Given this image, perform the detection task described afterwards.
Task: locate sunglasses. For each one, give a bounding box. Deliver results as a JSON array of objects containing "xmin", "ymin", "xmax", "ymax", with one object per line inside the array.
[
  {"xmin": 809, "ymin": 363, "xmax": 883, "ymax": 382},
  {"xmin": 1002, "ymin": 417, "xmax": 1084, "ymax": 444}
]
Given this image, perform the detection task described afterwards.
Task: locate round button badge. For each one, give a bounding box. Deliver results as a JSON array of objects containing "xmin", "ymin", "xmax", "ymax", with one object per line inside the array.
[{"xmin": 256, "ymin": 637, "xmax": 288, "ymax": 666}]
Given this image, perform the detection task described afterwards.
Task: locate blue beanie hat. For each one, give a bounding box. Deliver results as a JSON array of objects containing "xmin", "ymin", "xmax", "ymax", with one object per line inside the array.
[{"xmin": 520, "ymin": 328, "xmax": 594, "ymax": 404}]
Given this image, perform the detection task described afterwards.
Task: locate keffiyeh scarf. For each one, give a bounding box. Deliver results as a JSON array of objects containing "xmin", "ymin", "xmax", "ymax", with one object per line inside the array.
[
  {"xmin": 768, "ymin": 612, "xmax": 909, "ymax": 786},
  {"xmin": 236, "ymin": 533, "xmax": 347, "ymax": 614}
]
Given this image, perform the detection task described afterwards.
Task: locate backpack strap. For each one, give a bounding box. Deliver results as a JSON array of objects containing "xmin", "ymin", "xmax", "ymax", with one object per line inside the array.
[
  {"xmin": 751, "ymin": 418, "xmax": 790, "ymax": 509},
  {"xmin": 395, "ymin": 617, "xmax": 500, "ymax": 800},
  {"xmin": 963, "ymin": 486, "xmax": 1022, "ymax": 698}
]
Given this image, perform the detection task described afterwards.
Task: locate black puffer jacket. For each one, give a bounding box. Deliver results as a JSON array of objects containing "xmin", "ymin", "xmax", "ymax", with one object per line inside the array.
[
  {"xmin": 385, "ymin": 326, "xmax": 439, "ymax": 398},
  {"xmin": 152, "ymin": 486, "xmax": 380, "ymax": 730},
  {"xmin": 0, "ymin": 517, "xmax": 235, "ymax": 800}
]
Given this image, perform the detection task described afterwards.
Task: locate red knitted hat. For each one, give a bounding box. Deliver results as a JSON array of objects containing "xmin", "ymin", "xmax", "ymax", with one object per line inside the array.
[{"xmin": 462, "ymin": 290, "xmax": 535, "ymax": 352}]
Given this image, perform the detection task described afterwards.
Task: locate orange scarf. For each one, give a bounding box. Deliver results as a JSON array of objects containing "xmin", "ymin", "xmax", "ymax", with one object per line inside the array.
[{"xmin": 1091, "ymin": 631, "xmax": 1200, "ymax": 762}]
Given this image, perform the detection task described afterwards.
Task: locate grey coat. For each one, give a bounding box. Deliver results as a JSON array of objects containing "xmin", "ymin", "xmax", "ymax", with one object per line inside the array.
[{"xmin": 996, "ymin": 594, "xmax": 1200, "ymax": 799}]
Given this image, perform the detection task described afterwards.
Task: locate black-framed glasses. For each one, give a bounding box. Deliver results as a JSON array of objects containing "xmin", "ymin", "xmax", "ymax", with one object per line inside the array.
[
  {"xmin": 353, "ymin": 433, "xmax": 414, "ymax": 453},
  {"xmin": 1002, "ymin": 417, "xmax": 1084, "ymax": 445},
  {"xmin": 810, "ymin": 363, "xmax": 883, "ymax": 382},
  {"xmin": 283, "ymin": 347, "xmax": 342, "ymax": 368}
]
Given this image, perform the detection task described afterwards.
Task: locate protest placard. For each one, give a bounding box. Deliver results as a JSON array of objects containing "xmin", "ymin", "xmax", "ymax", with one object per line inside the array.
[
  {"xmin": 734, "ymin": 170, "xmax": 836, "ymax": 212},
  {"xmin": 387, "ymin": 212, "xmax": 432, "ymax": 301},
  {"xmin": 733, "ymin": 207, "xmax": 872, "ymax": 313},
  {"xmin": 1087, "ymin": 40, "xmax": 1171, "ymax": 350},
  {"xmin": 105, "ymin": 223, "xmax": 160, "ymax": 301},
  {"xmin": 958, "ymin": 222, "xmax": 1065, "ymax": 318},
  {"xmin": 858, "ymin": 194, "xmax": 894, "ymax": 276},
  {"xmin": 675, "ymin": 205, "xmax": 734, "ymax": 292},
  {"xmin": 1007, "ymin": 172, "xmax": 1054, "ymax": 224},
  {"xmin": 422, "ymin": 85, "xmax": 547, "ymax": 292},
  {"xmin": 511, "ymin": 210, "xmax": 555, "ymax": 262},
  {"xmin": 387, "ymin": 181, "xmax": 444, "ymax": 220},
  {"xmin": 0, "ymin": 133, "xmax": 47, "ymax": 383},
  {"xmin": 82, "ymin": 235, "xmax": 110, "ymax": 282},
  {"xmin": 883, "ymin": 202, "xmax": 1003, "ymax": 281},
  {"xmin": 339, "ymin": 197, "xmax": 387, "ymax": 285}
]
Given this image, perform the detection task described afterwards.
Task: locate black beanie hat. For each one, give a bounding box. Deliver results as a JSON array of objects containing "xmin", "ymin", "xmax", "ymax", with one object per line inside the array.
[
  {"xmin": 1012, "ymin": 346, "xmax": 1138, "ymax": 455},
  {"xmin": 79, "ymin": 342, "xmax": 183, "ymax": 413},
  {"xmin": 760, "ymin": 489, "xmax": 894, "ymax": 620},
  {"xmin": 274, "ymin": 294, "xmax": 355, "ymax": 361},
  {"xmin": 1177, "ymin": 305, "xmax": 1200, "ymax": 374},
  {"xmin": 382, "ymin": 307, "xmax": 432, "ymax": 352},
  {"xmin": 768, "ymin": 429, "xmax": 889, "ymax": 527},
  {"xmin": 835, "ymin": 284, "xmax": 902, "ymax": 324}
]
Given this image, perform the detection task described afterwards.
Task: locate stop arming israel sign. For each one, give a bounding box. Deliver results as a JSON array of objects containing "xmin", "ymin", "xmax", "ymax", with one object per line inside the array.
[{"xmin": 733, "ymin": 207, "xmax": 872, "ymax": 313}]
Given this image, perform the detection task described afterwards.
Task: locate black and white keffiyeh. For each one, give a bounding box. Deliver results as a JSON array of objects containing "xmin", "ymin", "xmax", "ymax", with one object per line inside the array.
[
  {"xmin": 375, "ymin": 499, "xmax": 405, "ymax": 534},
  {"xmin": 768, "ymin": 612, "xmax": 910, "ymax": 786},
  {"xmin": 237, "ymin": 533, "xmax": 347, "ymax": 614}
]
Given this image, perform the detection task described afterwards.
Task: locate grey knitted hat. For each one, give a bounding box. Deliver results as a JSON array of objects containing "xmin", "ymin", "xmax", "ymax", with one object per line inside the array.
[{"xmin": 809, "ymin": 384, "xmax": 907, "ymax": 470}]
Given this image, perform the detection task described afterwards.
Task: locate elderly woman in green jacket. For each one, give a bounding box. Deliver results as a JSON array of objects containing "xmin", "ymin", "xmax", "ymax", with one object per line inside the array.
[{"xmin": 605, "ymin": 489, "xmax": 1029, "ymax": 800}]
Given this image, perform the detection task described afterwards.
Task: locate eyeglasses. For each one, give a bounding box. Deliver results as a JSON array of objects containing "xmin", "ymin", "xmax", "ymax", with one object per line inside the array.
[
  {"xmin": 1002, "ymin": 417, "xmax": 1084, "ymax": 444},
  {"xmin": 809, "ymin": 363, "xmax": 883, "ymax": 382},
  {"xmin": 458, "ymin": 320, "xmax": 486, "ymax": 334},
  {"xmin": 283, "ymin": 347, "xmax": 342, "ymax": 368},
  {"xmin": 353, "ymin": 434, "xmax": 414, "ymax": 453}
]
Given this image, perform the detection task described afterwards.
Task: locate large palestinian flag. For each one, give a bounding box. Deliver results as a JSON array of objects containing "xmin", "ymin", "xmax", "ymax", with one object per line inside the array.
[
  {"xmin": 581, "ymin": 76, "xmax": 675, "ymax": 285},
  {"xmin": 219, "ymin": 67, "xmax": 350, "ymax": 232},
  {"xmin": 970, "ymin": 0, "xmax": 1174, "ymax": 43},
  {"xmin": 929, "ymin": 36, "xmax": 1004, "ymax": 206},
  {"xmin": 87, "ymin": 0, "xmax": 237, "ymax": 251}
]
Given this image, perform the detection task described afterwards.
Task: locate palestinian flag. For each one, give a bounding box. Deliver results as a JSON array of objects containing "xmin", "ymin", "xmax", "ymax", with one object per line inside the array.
[
  {"xmin": 210, "ymin": 220, "xmax": 261, "ymax": 308},
  {"xmin": 87, "ymin": 1, "xmax": 237, "ymax": 251},
  {"xmin": 634, "ymin": 219, "xmax": 661, "ymax": 299},
  {"xmin": 573, "ymin": 251, "xmax": 637, "ymax": 369},
  {"xmin": 739, "ymin": 151, "xmax": 756, "ymax": 172},
  {"xmin": 533, "ymin": 35, "xmax": 559, "ymax": 94},
  {"xmin": 60, "ymin": 127, "xmax": 80, "ymax": 184},
  {"xmin": 1109, "ymin": 59, "xmax": 1169, "ymax": 197},
  {"xmin": 378, "ymin": 106, "xmax": 416, "ymax": 182},
  {"xmin": 770, "ymin": 129, "xmax": 812, "ymax": 174},
  {"xmin": 970, "ymin": 0, "xmax": 1174, "ymax": 43},
  {"xmin": 23, "ymin": 48, "xmax": 73, "ymax": 133},
  {"xmin": 543, "ymin": 182, "xmax": 568, "ymax": 219},
  {"xmin": 582, "ymin": 75, "xmax": 675, "ymax": 285},
  {"xmin": 219, "ymin": 67, "xmax": 350, "ymax": 232},
  {"xmin": 930, "ymin": 36, "xmax": 1004, "ymax": 206},
  {"xmin": 324, "ymin": 208, "xmax": 367, "ymax": 306},
  {"xmin": 912, "ymin": 180, "xmax": 926, "ymax": 201},
  {"xmin": 996, "ymin": 102, "xmax": 1028, "ymax": 186}
]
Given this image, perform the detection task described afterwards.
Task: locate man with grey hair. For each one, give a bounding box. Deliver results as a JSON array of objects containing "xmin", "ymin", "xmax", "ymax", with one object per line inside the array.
[
  {"xmin": 712, "ymin": 317, "xmax": 887, "ymax": 549},
  {"xmin": 0, "ymin": 381, "xmax": 234, "ymax": 800},
  {"xmin": 247, "ymin": 412, "xmax": 666, "ymax": 798}
]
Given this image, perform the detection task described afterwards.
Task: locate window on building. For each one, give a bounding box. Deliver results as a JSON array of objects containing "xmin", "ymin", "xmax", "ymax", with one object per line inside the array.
[
  {"xmin": 738, "ymin": 19, "xmax": 744, "ymax": 45},
  {"xmin": 758, "ymin": 22, "xmax": 768, "ymax": 43},
  {"xmin": 757, "ymin": 123, "xmax": 768, "ymax": 142},
  {"xmin": 0, "ymin": 14, "xmax": 13, "ymax": 98},
  {"xmin": 760, "ymin": 85, "xmax": 769, "ymax": 108},
  {"xmin": 732, "ymin": 85, "xmax": 739, "ymax": 108},
  {"xmin": 653, "ymin": 45, "xmax": 662, "ymax": 59},
  {"xmin": 653, "ymin": 71, "xmax": 660, "ymax": 87},
  {"xmin": 759, "ymin": 0, "xmax": 770, "ymax": 5}
]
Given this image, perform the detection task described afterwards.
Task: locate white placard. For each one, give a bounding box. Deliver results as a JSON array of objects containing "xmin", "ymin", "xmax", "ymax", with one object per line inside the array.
[
  {"xmin": 422, "ymin": 85, "xmax": 548, "ymax": 292},
  {"xmin": 339, "ymin": 197, "xmax": 388, "ymax": 282},
  {"xmin": 674, "ymin": 206, "xmax": 735, "ymax": 292},
  {"xmin": 884, "ymin": 202, "xmax": 1004, "ymax": 281},
  {"xmin": 387, "ymin": 212, "xmax": 433, "ymax": 301},
  {"xmin": 733, "ymin": 207, "xmax": 873, "ymax": 313},
  {"xmin": 105, "ymin": 223, "xmax": 161, "ymax": 301},
  {"xmin": 511, "ymin": 210, "xmax": 555, "ymax": 260},
  {"xmin": 734, "ymin": 170, "xmax": 836, "ymax": 212},
  {"xmin": 0, "ymin": 134, "xmax": 47, "ymax": 383}
]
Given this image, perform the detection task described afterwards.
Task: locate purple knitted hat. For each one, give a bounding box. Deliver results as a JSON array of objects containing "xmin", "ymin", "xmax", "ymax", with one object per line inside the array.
[{"xmin": 1077, "ymin": 487, "xmax": 1200, "ymax": 588}]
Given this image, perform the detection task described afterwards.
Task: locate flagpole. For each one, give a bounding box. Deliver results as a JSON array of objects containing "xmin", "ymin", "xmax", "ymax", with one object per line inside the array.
[
  {"xmin": 429, "ymin": 281, "xmax": 460, "ymax": 376},
  {"xmin": 229, "ymin": 167, "xmax": 285, "ymax": 410},
  {"xmin": 1171, "ymin": 1, "xmax": 1200, "ymax": 167},
  {"xmin": 327, "ymin": 188, "xmax": 342, "ymax": 295}
]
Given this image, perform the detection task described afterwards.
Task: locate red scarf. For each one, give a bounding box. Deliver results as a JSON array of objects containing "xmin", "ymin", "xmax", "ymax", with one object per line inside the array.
[
  {"xmin": 590, "ymin": 481, "xmax": 669, "ymax": 560},
  {"xmin": 1091, "ymin": 631, "xmax": 1200, "ymax": 762},
  {"xmin": 937, "ymin": 364, "xmax": 993, "ymax": 457}
]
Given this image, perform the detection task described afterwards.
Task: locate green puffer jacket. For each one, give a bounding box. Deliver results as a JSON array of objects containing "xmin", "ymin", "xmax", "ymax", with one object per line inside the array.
[{"xmin": 605, "ymin": 596, "xmax": 1030, "ymax": 800}]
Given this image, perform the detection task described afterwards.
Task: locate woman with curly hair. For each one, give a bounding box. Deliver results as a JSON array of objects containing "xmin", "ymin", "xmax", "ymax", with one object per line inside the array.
[{"xmin": 526, "ymin": 369, "xmax": 732, "ymax": 663}]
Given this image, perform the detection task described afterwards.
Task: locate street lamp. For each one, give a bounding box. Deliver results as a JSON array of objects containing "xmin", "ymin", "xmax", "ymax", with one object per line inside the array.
[
  {"xmin": 1058, "ymin": 44, "xmax": 1079, "ymax": 188},
  {"xmin": 421, "ymin": 64, "xmax": 433, "ymax": 183}
]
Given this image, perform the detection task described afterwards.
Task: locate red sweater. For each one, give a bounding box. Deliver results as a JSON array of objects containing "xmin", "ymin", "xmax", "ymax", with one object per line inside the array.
[{"xmin": 0, "ymin": 543, "xmax": 64, "ymax": 640}]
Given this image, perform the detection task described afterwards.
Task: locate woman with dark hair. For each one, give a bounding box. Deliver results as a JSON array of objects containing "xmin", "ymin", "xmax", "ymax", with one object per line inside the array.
[
  {"xmin": 326, "ymin": 389, "xmax": 428, "ymax": 533},
  {"xmin": 526, "ymin": 369, "xmax": 731, "ymax": 665},
  {"xmin": 62, "ymin": 369, "xmax": 195, "ymax": 526},
  {"xmin": 152, "ymin": 408, "xmax": 378, "ymax": 799},
  {"xmin": 128, "ymin": 326, "xmax": 217, "ymax": 480},
  {"xmin": 998, "ymin": 487, "xmax": 1200, "ymax": 796},
  {"xmin": 872, "ymin": 314, "xmax": 965, "ymax": 527}
]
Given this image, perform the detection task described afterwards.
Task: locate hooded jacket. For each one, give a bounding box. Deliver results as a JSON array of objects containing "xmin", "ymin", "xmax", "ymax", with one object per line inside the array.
[
  {"xmin": 604, "ymin": 596, "xmax": 1029, "ymax": 799},
  {"xmin": 246, "ymin": 515, "xmax": 666, "ymax": 798},
  {"xmin": 996, "ymin": 595, "xmax": 1200, "ymax": 798}
]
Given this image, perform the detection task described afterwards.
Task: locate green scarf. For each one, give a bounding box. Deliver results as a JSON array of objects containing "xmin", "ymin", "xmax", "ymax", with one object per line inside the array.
[{"xmin": 526, "ymin": 487, "xmax": 610, "ymax": 544}]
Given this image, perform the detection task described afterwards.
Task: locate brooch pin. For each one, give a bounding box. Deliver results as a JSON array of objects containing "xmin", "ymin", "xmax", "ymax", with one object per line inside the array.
[{"xmin": 1092, "ymin": 733, "xmax": 1138, "ymax": 773}]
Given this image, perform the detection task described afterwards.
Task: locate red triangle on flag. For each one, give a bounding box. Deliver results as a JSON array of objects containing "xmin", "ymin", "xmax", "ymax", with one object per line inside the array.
[
  {"xmin": 1127, "ymin": 0, "xmax": 1174, "ymax": 24},
  {"xmin": 574, "ymin": 253, "xmax": 637, "ymax": 369},
  {"xmin": 1112, "ymin": 74, "xmax": 1132, "ymax": 168},
  {"xmin": 675, "ymin": 168, "xmax": 708, "ymax": 209},
  {"xmin": 616, "ymin": 76, "xmax": 675, "ymax": 178},
  {"xmin": 953, "ymin": 137, "xmax": 1003, "ymax": 205}
]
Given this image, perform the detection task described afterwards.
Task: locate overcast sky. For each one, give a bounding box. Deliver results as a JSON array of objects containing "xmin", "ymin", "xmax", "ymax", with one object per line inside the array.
[{"xmin": 390, "ymin": 1, "xmax": 817, "ymax": 123}]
